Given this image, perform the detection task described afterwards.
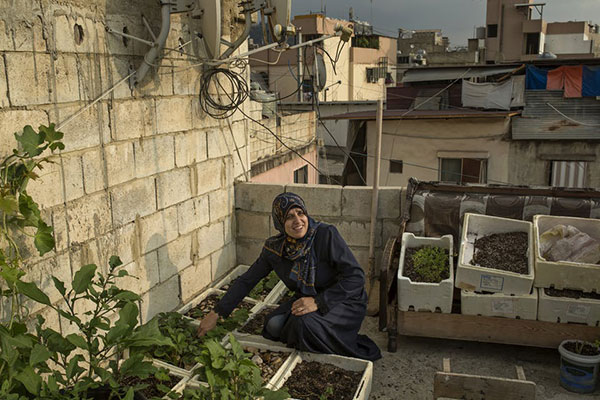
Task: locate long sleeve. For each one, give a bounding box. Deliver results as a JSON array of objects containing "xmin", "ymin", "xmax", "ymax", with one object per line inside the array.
[
  {"xmin": 314, "ymin": 225, "xmax": 366, "ymax": 315},
  {"xmin": 214, "ymin": 248, "xmax": 272, "ymax": 318}
]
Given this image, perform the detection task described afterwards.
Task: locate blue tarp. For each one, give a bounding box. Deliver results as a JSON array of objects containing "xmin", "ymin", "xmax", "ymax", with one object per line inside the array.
[
  {"xmin": 525, "ymin": 65, "xmax": 547, "ymax": 90},
  {"xmin": 582, "ymin": 66, "xmax": 600, "ymax": 97}
]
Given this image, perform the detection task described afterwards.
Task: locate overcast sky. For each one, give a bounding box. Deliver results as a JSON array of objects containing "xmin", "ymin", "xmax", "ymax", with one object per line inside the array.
[{"xmin": 291, "ymin": 0, "xmax": 600, "ymax": 46}]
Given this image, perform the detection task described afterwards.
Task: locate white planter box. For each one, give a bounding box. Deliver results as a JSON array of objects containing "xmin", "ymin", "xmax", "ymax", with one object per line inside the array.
[
  {"xmin": 264, "ymin": 280, "xmax": 290, "ymax": 305},
  {"xmin": 533, "ymin": 215, "xmax": 600, "ymax": 292},
  {"xmin": 397, "ymin": 233, "xmax": 454, "ymax": 313},
  {"xmin": 460, "ymin": 290, "xmax": 538, "ymax": 320},
  {"xmin": 229, "ymin": 303, "xmax": 282, "ymax": 346},
  {"xmin": 456, "ymin": 213, "xmax": 534, "ymax": 295},
  {"xmin": 212, "ymin": 264, "xmax": 250, "ymax": 290},
  {"xmin": 537, "ymin": 288, "xmax": 600, "ymax": 326},
  {"xmin": 177, "ymin": 288, "xmax": 259, "ymax": 321},
  {"xmin": 272, "ymin": 352, "xmax": 373, "ymax": 400}
]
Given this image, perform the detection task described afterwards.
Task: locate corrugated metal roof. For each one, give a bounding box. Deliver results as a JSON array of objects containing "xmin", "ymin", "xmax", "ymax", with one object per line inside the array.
[
  {"xmin": 322, "ymin": 109, "xmax": 519, "ymax": 121},
  {"xmin": 513, "ymin": 90, "xmax": 600, "ymax": 140},
  {"xmin": 401, "ymin": 65, "xmax": 520, "ymax": 83}
]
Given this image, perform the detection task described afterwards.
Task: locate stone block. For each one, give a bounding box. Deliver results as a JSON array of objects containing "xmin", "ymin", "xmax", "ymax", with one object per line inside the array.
[
  {"xmin": 134, "ymin": 135, "xmax": 175, "ymax": 178},
  {"xmin": 207, "ymin": 128, "xmax": 235, "ymax": 160},
  {"xmin": 88, "ymin": 222, "xmax": 138, "ymax": 269},
  {"xmin": 81, "ymin": 148, "xmax": 105, "ymax": 194},
  {"xmin": 211, "ymin": 242, "xmax": 236, "ymax": 283},
  {"xmin": 378, "ymin": 187, "xmax": 402, "ymax": 219},
  {"xmin": 236, "ymin": 211, "xmax": 269, "ymax": 240},
  {"xmin": 0, "ymin": 56, "xmax": 8, "ymax": 108},
  {"xmin": 209, "ymin": 188, "xmax": 234, "ymax": 222},
  {"xmin": 110, "ymin": 98, "xmax": 155, "ymax": 140},
  {"xmin": 192, "ymin": 102, "xmax": 219, "ymax": 130},
  {"xmin": 196, "ymin": 158, "xmax": 223, "ymax": 195},
  {"xmin": 117, "ymin": 251, "xmax": 160, "ymax": 295},
  {"xmin": 342, "ymin": 186, "xmax": 373, "ymax": 218},
  {"xmin": 110, "ymin": 177, "xmax": 156, "ymax": 226},
  {"xmin": 12, "ymin": 17, "xmax": 46, "ymax": 52},
  {"xmin": 196, "ymin": 221, "xmax": 224, "ymax": 259},
  {"xmin": 177, "ymin": 195, "xmax": 209, "ymax": 235},
  {"xmin": 138, "ymin": 206, "xmax": 179, "ymax": 254},
  {"xmin": 382, "ymin": 220, "xmax": 401, "ymax": 244},
  {"xmin": 174, "ymin": 130, "xmax": 207, "ymax": 167},
  {"xmin": 103, "ymin": 14, "xmax": 138, "ymax": 56},
  {"xmin": 136, "ymin": 59, "xmax": 174, "ymax": 97},
  {"xmin": 61, "ymin": 154, "xmax": 84, "ymax": 202},
  {"xmin": 0, "ymin": 19, "xmax": 12, "ymax": 51},
  {"xmin": 223, "ymin": 215, "xmax": 234, "ymax": 244},
  {"xmin": 140, "ymin": 274, "xmax": 181, "ymax": 323},
  {"xmin": 324, "ymin": 219, "xmax": 381, "ymax": 248},
  {"xmin": 105, "ymin": 56, "xmax": 133, "ymax": 99},
  {"xmin": 155, "ymin": 97, "xmax": 192, "ymax": 134},
  {"xmin": 29, "ymin": 306, "xmax": 61, "ymax": 335},
  {"xmin": 285, "ymin": 184, "xmax": 342, "ymax": 217},
  {"xmin": 37, "ymin": 253, "xmax": 72, "ymax": 305},
  {"xmin": 235, "ymin": 182, "xmax": 284, "ymax": 213},
  {"xmin": 236, "ymin": 238, "xmax": 263, "ymax": 266},
  {"xmin": 0, "ymin": 110, "xmax": 49, "ymax": 157},
  {"xmin": 105, "ymin": 141, "xmax": 135, "ymax": 186},
  {"xmin": 157, "ymin": 234, "xmax": 193, "ymax": 282},
  {"xmin": 53, "ymin": 54, "xmax": 81, "ymax": 104},
  {"xmin": 67, "ymin": 192, "xmax": 112, "ymax": 244},
  {"xmin": 51, "ymin": 206, "xmax": 69, "ymax": 253},
  {"xmin": 349, "ymin": 246, "xmax": 376, "ymax": 273},
  {"xmin": 180, "ymin": 256, "xmax": 211, "ymax": 303},
  {"xmin": 156, "ymin": 168, "xmax": 192, "ymax": 209},
  {"xmin": 172, "ymin": 60, "xmax": 199, "ymax": 96},
  {"xmin": 26, "ymin": 157, "xmax": 64, "ymax": 209},
  {"xmin": 48, "ymin": 102, "xmax": 108, "ymax": 152},
  {"xmin": 5, "ymin": 52, "xmax": 51, "ymax": 106},
  {"xmin": 54, "ymin": 14, "xmax": 77, "ymax": 53},
  {"xmin": 73, "ymin": 54, "xmax": 103, "ymax": 102}
]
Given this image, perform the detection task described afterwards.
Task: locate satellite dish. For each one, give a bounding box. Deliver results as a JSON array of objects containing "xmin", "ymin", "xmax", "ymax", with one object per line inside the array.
[
  {"xmin": 196, "ymin": 0, "xmax": 221, "ymax": 59},
  {"xmin": 316, "ymin": 53, "xmax": 327, "ymax": 91},
  {"xmin": 267, "ymin": 0, "xmax": 293, "ymax": 41}
]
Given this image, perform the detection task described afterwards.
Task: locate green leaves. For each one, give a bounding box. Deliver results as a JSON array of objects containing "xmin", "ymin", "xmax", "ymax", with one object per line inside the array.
[
  {"xmin": 16, "ymin": 281, "xmax": 51, "ymax": 306},
  {"xmin": 15, "ymin": 125, "xmax": 45, "ymax": 157},
  {"xmin": 72, "ymin": 264, "xmax": 97, "ymax": 294},
  {"xmin": 34, "ymin": 221, "xmax": 55, "ymax": 256},
  {"xmin": 0, "ymin": 194, "xmax": 18, "ymax": 214},
  {"xmin": 15, "ymin": 365, "xmax": 41, "ymax": 395},
  {"xmin": 29, "ymin": 344, "xmax": 51, "ymax": 366}
]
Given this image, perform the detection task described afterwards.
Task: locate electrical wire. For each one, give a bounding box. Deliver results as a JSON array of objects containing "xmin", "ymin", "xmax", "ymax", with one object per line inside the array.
[
  {"xmin": 199, "ymin": 68, "xmax": 249, "ymax": 119},
  {"xmin": 546, "ymin": 102, "xmax": 600, "ymax": 127}
]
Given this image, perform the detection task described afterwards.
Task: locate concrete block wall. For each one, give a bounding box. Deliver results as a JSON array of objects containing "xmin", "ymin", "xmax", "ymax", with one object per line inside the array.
[
  {"xmin": 0, "ymin": 0, "xmax": 250, "ymax": 329},
  {"xmin": 235, "ymin": 182, "xmax": 402, "ymax": 276}
]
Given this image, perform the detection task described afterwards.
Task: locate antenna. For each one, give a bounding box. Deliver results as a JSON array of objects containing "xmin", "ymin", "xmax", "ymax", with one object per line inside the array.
[{"xmin": 195, "ymin": 0, "xmax": 221, "ymax": 59}]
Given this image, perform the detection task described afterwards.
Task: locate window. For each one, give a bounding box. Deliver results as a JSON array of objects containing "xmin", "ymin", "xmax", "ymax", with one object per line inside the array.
[
  {"xmin": 487, "ymin": 24, "xmax": 498, "ymax": 38},
  {"xmin": 550, "ymin": 161, "xmax": 587, "ymax": 188},
  {"xmin": 366, "ymin": 68, "xmax": 377, "ymax": 83},
  {"xmin": 439, "ymin": 158, "xmax": 487, "ymax": 184},
  {"xmin": 389, "ymin": 160, "xmax": 403, "ymax": 173},
  {"xmin": 294, "ymin": 165, "xmax": 308, "ymax": 184},
  {"xmin": 398, "ymin": 56, "xmax": 410, "ymax": 64},
  {"xmin": 525, "ymin": 33, "xmax": 540, "ymax": 55}
]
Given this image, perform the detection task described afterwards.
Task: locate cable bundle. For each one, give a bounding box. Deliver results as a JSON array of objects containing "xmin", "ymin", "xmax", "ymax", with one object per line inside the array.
[{"xmin": 199, "ymin": 67, "xmax": 249, "ymax": 119}]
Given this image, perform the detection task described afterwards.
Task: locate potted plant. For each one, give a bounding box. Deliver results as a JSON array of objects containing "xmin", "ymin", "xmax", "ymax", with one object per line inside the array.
[{"xmin": 558, "ymin": 339, "xmax": 600, "ymax": 394}]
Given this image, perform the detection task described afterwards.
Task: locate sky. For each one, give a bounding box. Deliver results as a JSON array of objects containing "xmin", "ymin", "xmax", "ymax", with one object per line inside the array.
[{"xmin": 291, "ymin": 0, "xmax": 600, "ymax": 47}]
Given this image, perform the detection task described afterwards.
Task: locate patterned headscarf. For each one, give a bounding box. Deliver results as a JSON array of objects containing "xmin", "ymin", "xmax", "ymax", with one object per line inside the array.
[{"xmin": 264, "ymin": 193, "xmax": 320, "ymax": 296}]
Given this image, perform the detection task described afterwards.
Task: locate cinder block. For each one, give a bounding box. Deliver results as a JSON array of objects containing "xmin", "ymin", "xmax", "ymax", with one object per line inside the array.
[
  {"xmin": 223, "ymin": 215, "xmax": 234, "ymax": 244},
  {"xmin": 81, "ymin": 148, "xmax": 105, "ymax": 194},
  {"xmin": 26, "ymin": 157, "xmax": 64, "ymax": 209},
  {"xmin": 211, "ymin": 242, "xmax": 236, "ymax": 283},
  {"xmin": 54, "ymin": 14, "xmax": 77, "ymax": 53},
  {"xmin": 236, "ymin": 211, "xmax": 270, "ymax": 240},
  {"xmin": 285, "ymin": 184, "xmax": 342, "ymax": 217},
  {"xmin": 231, "ymin": 148, "xmax": 250, "ymax": 181},
  {"xmin": 156, "ymin": 168, "xmax": 192, "ymax": 209},
  {"xmin": 235, "ymin": 182, "xmax": 284, "ymax": 213},
  {"xmin": 110, "ymin": 177, "xmax": 156, "ymax": 226},
  {"xmin": 105, "ymin": 56, "xmax": 133, "ymax": 99},
  {"xmin": 110, "ymin": 99, "xmax": 155, "ymax": 140},
  {"xmin": 209, "ymin": 188, "xmax": 234, "ymax": 222},
  {"xmin": 105, "ymin": 142, "xmax": 135, "ymax": 186},
  {"xmin": 117, "ymin": 252, "xmax": 160, "ymax": 296},
  {"xmin": 349, "ymin": 246, "xmax": 380, "ymax": 274},
  {"xmin": 342, "ymin": 186, "xmax": 372, "ymax": 218},
  {"xmin": 134, "ymin": 135, "xmax": 175, "ymax": 178},
  {"xmin": 61, "ymin": 154, "xmax": 84, "ymax": 202},
  {"xmin": 103, "ymin": 14, "xmax": 138, "ymax": 56},
  {"xmin": 51, "ymin": 206, "xmax": 69, "ymax": 252},
  {"xmin": 12, "ymin": 17, "xmax": 46, "ymax": 52},
  {"xmin": 177, "ymin": 195, "xmax": 209, "ymax": 235},
  {"xmin": 76, "ymin": 54, "xmax": 104, "ymax": 102},
  {"xmin": 67, "ymin": 192, "xmax": 112, "ymax": 244},
  {"xmin": 37, "ymin": 253, "xmax": 72, "ymax": 305},
  {"xmin": 53, "ymin": 55, "xmax": 81, "ymax": 103},
  {"xmin": 29, "ymin": 306, "xmax": 61, "ymax": 336},
  {"xmin": 196, "ymin": 158, "xmax": 223, "ymax": 195},
  {"xmin": 48, "ymin": 102, "xmax": 108, "ymax": 152},
  {"xmin": 155, "ymin": 97, "xmax": 192, "ymax": 134},
  {"xmin": 172, "ymin": 60, "xmax": 199, "ymax": 96},
  {"xmin": 93, "ymin": 222, "xmax": 138, "ymax": 268},
  {"xmin": 157, "ymin": 234, "xmax": 193, "ymax": 282},
  {"xmin": 174, "ymin": 129, "xmax": 208, "ymax": 167},
  {"xmin": 192, "ymin": 102, "xmax": 220, "ymax": 131},
  {"xmin": 196, "ymin": 221, "xmax": 224, "ymax": 259},
  {"xmin": 180, "ymin": 256, "xmax": 212, "ymax": 303},
  {"xmin": 139, "ymin": 274, "xmax": 181, "ymax": 323},
  {"xmin": 138, "ymin": 207, "xmax": 179, "ymax": 254},
  {"xmin": 236, "ymin": 238, "xmax": 263, "ymax": 266},
  {"xmin": 5, "ymin": 52, "xmax": 51, "ymax": 105},
  {"xmin": 325, "ymin": 219, "xmax": 381, "ymax": 248},
  {"xmin": 0, "ymin": 110, "xmax": 49, "ymax": 157},
  {"xmin": 0, "ymin": 56, "xmax": 8, "ymax": 108},
  {"xmin": 378, "ymin": 187, "xmax": 402, "ymax": 219},
  {"xmin": 207, "ymin": 128, "xmax": 235, "ymax": 159},
  {"xmin": 136, "ymin": 59, "xmax": 174, "ymax": 97},
  {"xmin": 0, "ymin": 19, "xmax": 12, "ymax": 51}
]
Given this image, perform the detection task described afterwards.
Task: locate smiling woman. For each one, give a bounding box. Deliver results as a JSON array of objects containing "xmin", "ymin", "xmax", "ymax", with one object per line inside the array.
[{"xmin": 197, "ymin": 192, "xmax": 382, "ymax": 361}]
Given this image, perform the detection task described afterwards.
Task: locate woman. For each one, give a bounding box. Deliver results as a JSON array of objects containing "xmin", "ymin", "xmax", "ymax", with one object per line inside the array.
[{"xmin": 197, "ymin": 192, "xmax": 381, "ymax": 361}]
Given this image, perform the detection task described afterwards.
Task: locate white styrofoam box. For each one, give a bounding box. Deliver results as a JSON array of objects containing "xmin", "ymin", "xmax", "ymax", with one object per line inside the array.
[
  {"xmin": 456, "ymin": 213, "xmax": 534, "ymax": 295},
  {"xmin": 397, "ymin": 233, "xmax": 454, "ymax": 313},
  {"xmin": 229, "ymin": 303, "xmax": 281, "ymax": 345},
  {"xmin": 177, "ymin": 287, "xmax": 259, "ymax": 321},
  {"xmin": 537, "ymin": 288, "xmax": 600, "ymax": 326},
  {"xmin": 533, "ymin": 215, "xmax": 600, "ymax": 292},
  {"xmin": 264, "ymin": 280, "xmax": 291, "ymax": 305},
  {"xmin": 460, "ymin": 290, "xmax": 538, "ymax": 320},
  {"xmin": 272, "ymin": 352, "xmax": 373, "ymax": 400},
  {"xmin": 212, "ymin": 264, "xmax": 250, "ymax": 289}
]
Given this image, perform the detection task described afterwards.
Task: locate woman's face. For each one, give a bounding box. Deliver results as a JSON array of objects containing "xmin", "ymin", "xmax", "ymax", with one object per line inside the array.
[{"xmin": 284, "ymin": 207, "xmax": 309, "ymax": 239}]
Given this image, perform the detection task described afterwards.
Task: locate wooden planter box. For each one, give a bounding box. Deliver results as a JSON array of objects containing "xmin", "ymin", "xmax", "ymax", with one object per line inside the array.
[
  {"xmin": 456, "ymin": 213, "xmax": 534, "ymax": 295},
  {"xmin": 537, "ymin": 288, "xmax": 600, "ymax": 326},
  {"xmin": 460, "ymin": 289, "xmax": 538, "ymax": 320},
  {"xmin": 398, "ymin": 233, "xmax": 454, "ymax": 313},
  {"xmin": 533, "ymin": 215, "xmax": 600, "ymax": 292}
]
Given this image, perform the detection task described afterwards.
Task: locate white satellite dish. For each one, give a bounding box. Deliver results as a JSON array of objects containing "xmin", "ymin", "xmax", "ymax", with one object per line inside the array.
[
  {"xmin": 316, "ymin": 53, "xmax": 327, "ymax": 91},
  {"xmin": 196, "ymin": 0, "xmax": 221, "ymax": 59},
  {"xmin": 267, "ymin": 0, "xmax": 293, "ymax": 41}
]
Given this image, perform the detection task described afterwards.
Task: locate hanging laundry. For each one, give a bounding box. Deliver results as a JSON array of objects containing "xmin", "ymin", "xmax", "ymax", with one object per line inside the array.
[
  {"xmin": 461, "ymin": 79, "xmax": 514, "ymax": 110},
  {"xmin": 526, "ymin": 64, "xmax": 600, "ymax": 97}
]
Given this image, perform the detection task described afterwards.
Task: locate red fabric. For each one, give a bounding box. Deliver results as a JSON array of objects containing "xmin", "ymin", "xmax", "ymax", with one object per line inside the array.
[
  {"xmin": 546, "ymin": 66, "xmax": 565, "ymax": 90},
  {"xmin": 564, "ymin": 66, "xmax": 583, "ymax": 98}
]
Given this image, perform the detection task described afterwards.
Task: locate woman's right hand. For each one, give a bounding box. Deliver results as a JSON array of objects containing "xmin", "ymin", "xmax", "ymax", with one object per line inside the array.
[{"xmin": 197, "ymin": 310, "xmax": 219, "ymax": 337}]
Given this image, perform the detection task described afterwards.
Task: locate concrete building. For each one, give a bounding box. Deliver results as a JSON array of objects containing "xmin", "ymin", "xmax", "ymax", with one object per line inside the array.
[{"xmin": 485, "ymin": 0, "xmax": 600, "ymax": 63}]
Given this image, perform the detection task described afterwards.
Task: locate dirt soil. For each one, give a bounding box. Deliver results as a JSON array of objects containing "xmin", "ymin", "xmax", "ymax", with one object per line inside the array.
[
  {"xmin": 545, "ymin": 287, "xmax": 600, "ymax": 300},
  {"xmin": 121, "ymin": 374, "xmax": 180, "ymax": 398},
  {"xmin": 239, "ymin": 306, "xmax": 278, "ymax": 334},
  {"xmin": 185, "ymin": 294, "xmax": 254, "ymax": 319},
  {"xmin": 244, "ymin": 346, "xmax": 290, "ymax": 383},
  {"xmin": 277, "ymin": 290, "xmax": 295, "ymax": 304},
  {"xmin": 283, "ymin": 361, "xmax": 362, "ymax": 400},
  {"xmin": 472, "ymin": 232, "xmax": 528, "ymax": 274},
  {"xmin": 402, "ymin": 247, "xmax": 449, "ymax": 283},
  {"xmin": 563, "ymin": 341, "xmax": 600, "ymax": 356}
]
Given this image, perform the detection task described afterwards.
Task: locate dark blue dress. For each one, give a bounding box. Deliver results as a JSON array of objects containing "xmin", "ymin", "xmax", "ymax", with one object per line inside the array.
[{"xmin": 215, "ymin": 223, "xmax": 382, "ymax": 361}]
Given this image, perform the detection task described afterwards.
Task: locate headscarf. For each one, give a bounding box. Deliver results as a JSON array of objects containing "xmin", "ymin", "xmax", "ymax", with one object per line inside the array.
[{"xmin": 264, "ymin": 193, "xmax": 320, "ymax": 296}]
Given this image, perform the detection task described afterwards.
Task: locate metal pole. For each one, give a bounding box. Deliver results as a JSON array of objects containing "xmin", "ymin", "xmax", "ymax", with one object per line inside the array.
[
  {"xmin": 313, "ymin": 45, "xmax": 320, "ymax": 108},
  {"xmin": 298, "ymin": 32, "xmax": 303, "ymax": 102}
]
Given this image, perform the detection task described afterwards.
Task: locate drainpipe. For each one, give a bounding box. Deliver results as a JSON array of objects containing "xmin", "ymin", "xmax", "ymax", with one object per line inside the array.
[{"xmin": 133, "ymin": 1, "xmax": 171, "ymax": 87}]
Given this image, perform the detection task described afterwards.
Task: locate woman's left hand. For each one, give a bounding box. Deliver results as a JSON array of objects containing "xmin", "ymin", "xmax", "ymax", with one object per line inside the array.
[{"xmin": 291, "ymin": 297, "xmax": 318, "ymax": 316}]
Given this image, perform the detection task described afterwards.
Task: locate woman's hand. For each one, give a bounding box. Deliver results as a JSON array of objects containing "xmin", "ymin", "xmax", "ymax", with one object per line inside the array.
[
  {"xmin": 197, "ymin": 310, "xmax": 219, "ymax": 337},
  {"xmin": 291, "ymin": 297, "xmax": 318, "ymax": 316}
]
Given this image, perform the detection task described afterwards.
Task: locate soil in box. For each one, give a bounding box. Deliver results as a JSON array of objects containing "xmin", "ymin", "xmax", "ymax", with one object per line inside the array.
[
  {"xmin": 472, "ymin": 232, "xmax": 528, "ymax": 274},
  {"xmin": 121, "ymin": 369, "xmax": 180, "ymax": 399},
  {"xmin": 245, "ymin": 346, "xmax": 290, "ymax": 383},
  {"xmin": 563, "ymin": 341, "xmax": 600, "ymax": 356},
  {"xmin": 239, "ymin": 306, "xmax": 278, "ymax": 335},
  {"xmin": 283, "ymin": 361, "xmax": 363, "ymax": 400},
  {"xmin": 277, "ymin": 289, "xmax": 296, "ymax": 305},
  {"xmin": 403, "ymin": 246, "xmax": 449, "ymax": 283},
  {"xmin": 221, "ymin": 271, "xmax": 280, "ymax": 301},
  {"xmin": 545, "ymin": 287, "xmax": 600, "ymax": 300},
  {"xmin": 185, "ymin": 294, "xmax": 254, "ymax": 319}
]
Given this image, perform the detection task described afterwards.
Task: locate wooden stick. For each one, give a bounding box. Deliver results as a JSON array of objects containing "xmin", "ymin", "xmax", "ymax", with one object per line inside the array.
[{"xmin": 443, "ymin": 358, "xmax": 451, "ymax": 373}]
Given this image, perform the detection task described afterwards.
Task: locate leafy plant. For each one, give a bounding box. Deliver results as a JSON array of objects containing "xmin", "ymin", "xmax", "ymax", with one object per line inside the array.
[
  {"xmin": 319, "ymin": 386, "xmax": 335, "ymax": 400},
  {"xmin": 410, "ymin": 246, "xmax": 449, "ymax": 283},
  {"xmin": 247, "ymin": 271, "xmax": 280, "ymax": 300}
]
